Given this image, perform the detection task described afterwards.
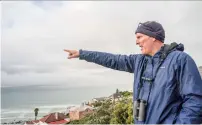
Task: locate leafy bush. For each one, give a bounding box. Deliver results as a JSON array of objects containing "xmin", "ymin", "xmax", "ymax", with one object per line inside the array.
[{"xmin": 69, "ymin": 91, "xmax": 134, "ymax": 124}]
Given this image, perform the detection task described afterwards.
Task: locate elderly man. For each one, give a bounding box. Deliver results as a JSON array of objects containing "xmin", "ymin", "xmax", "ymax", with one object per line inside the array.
[{"xmin": 64, "ymin": 21, "xmax": 202, "ymax": 124}]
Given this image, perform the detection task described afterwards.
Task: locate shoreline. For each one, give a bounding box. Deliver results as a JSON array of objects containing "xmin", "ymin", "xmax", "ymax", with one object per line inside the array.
[
  {"xmin": 1, "ymin": 105, "xmax": 76, "ymax": 124},
  {"xmin": 1, "ymin": 86, "xmax": 132, "ymax": 124}
]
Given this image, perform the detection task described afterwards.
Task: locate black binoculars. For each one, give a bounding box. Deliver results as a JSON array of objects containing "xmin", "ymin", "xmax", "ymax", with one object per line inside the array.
[{"xmin": 133, "ymin": 99, "xmax": 147, "ymax": 122}]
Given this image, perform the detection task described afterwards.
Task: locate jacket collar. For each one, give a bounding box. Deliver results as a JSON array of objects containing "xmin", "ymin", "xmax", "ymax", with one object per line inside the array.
[{"xmin": 144, "ymin": 42, "xmax": 183, "ymax": 64}]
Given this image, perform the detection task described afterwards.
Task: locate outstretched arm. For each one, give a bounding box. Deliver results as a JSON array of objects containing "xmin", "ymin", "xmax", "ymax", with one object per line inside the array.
[{"xmin": 64, "ymin": 49, "xmax": 140, "ymax": 73}]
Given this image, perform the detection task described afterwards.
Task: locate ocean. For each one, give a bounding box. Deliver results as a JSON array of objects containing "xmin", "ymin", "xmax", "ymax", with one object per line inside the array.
[{"xmin": 1, "ymin": 84, "xmax": 132, "ymax": 123}]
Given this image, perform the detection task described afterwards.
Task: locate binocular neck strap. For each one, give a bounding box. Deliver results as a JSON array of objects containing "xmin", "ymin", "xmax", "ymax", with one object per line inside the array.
[
  {"xmin": 146, "ymin": 59, "xmax": 165, "ymax": 103},
  {"xmin": 136, "ymin": 54, "xmax": 167, "ymax": 101},
  {"xmin": 136, "ymin": 58, "xmax": 148, "ymax": 100}
]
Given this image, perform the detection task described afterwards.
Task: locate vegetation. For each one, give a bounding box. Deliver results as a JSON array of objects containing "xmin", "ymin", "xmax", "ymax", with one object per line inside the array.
[
  {"xmin": 120, "ymin": 90, "xmax": 133, "ymax": 97},
  {"xmin": 34, "ymin": 108, "xmax": 39, "ymax": 120},
  {"xmin": 69, "ymin": 90, "xmax": 134, "ymax": 124}
]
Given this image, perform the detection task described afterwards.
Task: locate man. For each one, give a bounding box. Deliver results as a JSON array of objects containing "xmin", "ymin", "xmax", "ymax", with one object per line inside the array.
[{"xmin": 64, "ymin": 21, "xmax": 202, "ymax": 124}]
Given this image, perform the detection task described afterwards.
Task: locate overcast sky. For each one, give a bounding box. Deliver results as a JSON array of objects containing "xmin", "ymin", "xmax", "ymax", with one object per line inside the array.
[{"xmin": 1, "ymin": 1, "xmax": 202, "ymax": 87}]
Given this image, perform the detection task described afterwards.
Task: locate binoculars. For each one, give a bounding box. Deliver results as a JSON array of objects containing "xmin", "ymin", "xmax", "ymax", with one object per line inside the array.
[{"xmin": 133, "ymin": 99, "xmax": 147, "ymax": 122}]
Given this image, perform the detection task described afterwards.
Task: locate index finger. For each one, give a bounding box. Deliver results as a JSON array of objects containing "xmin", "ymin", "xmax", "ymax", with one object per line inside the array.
[{"xmin": 64, "ymin": 49, "xmax": 71, "ymax": 53}]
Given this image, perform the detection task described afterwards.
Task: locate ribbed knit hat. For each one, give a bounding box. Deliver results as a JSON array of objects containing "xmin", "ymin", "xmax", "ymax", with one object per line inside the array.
[{"xmin": 135, "ymin": 21, "xmax": 165, "ymax": 43}]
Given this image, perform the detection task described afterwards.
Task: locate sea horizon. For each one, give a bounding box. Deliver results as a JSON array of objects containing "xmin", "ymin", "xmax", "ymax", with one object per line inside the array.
[{"xmin": 1, "ymin": 84, "xmax": 132, "ymax": 123}]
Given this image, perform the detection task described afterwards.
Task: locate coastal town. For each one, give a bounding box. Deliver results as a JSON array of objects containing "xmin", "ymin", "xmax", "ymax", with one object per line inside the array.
[{"xmin": 2, "ymin": 89, "xmax": 133, "ymax": 125}]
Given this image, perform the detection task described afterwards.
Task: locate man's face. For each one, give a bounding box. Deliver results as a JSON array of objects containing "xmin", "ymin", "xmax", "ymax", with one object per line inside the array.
[{"xmin": 136, "ymin": 33, "xmax": 155, "ymax": 55}]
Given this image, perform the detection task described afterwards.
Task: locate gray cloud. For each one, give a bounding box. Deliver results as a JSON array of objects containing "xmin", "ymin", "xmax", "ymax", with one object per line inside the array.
[
  {"xmin": 1, "ymin": 1, "xmax": 202, "ymax": 87},
  {"xmin": 2, "ymin": 64, "xmax": 58, "ymax": 75}
]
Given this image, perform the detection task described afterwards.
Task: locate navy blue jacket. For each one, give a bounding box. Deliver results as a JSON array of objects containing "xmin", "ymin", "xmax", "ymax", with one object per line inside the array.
[{"xmin": 79, "ymin": 43, "xmax": 202, "ymax": 124}]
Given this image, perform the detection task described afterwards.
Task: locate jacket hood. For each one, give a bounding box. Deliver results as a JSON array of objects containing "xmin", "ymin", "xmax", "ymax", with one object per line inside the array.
[
  {"xmin": 163, "ymin": 42, "xmax": 184, "ymax": 52},
  {"xmin": 159, "ymin": 42, "xmax": 184, "ymax": 60}
]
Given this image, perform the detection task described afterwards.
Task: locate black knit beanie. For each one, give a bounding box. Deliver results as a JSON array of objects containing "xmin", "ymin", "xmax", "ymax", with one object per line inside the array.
[{"xmin": 135, "ymin": 21, "xmax": 165, "ymax": 43}]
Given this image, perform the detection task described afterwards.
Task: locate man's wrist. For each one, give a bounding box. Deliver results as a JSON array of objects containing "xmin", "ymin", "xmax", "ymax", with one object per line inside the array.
[{"xmin": 79, "ymin": 49, "xmax": 83, "ymax": 59}]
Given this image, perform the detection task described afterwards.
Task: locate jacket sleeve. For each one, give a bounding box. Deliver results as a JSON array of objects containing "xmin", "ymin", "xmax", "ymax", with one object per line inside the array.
[
  {"xmin": 175, "ymin": 54, "xmax": 202, "ymax": 124},
  {"xmin": 79, "ymin": 49, "xmax": 140, "ymax": 73}
]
